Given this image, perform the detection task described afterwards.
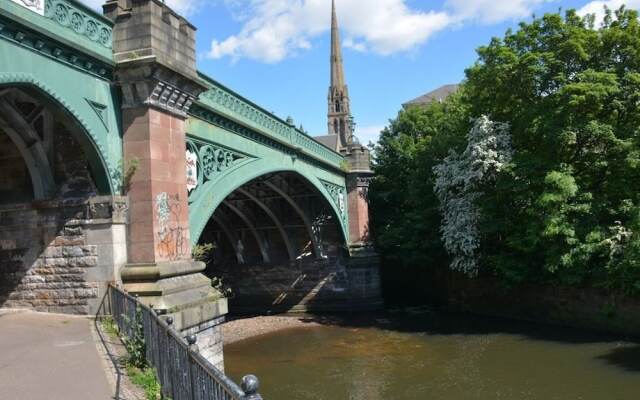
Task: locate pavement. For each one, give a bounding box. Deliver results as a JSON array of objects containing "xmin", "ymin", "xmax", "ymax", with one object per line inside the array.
[{"xmin": 0, "ymin": 310, "xmax": 113, "ymax": 400}]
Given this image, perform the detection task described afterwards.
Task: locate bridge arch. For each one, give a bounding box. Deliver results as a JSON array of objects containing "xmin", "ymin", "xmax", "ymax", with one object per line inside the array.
[
  {"xmin": 0, "ymin": 74, "xmax": 116, "ymax": 195},
  {"xmin": 189, "ymin": 160, "xmax": 349, "ymax": 249},
  {"xmin": 0, "ymin": 86, "xmax": 115, "ymax": 200}
]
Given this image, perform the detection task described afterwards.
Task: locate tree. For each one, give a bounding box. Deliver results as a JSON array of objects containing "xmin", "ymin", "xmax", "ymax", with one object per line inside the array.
[
  {"xmin": 369, "ymin": 93, "xmax": 468, "ymax": 281},
  {"xmin": 433, "ymin": 116, "xmax": 513, "ymax": 277},
  {"xmin": 371, "ymin": 6, "xmax": 640, "ymax": 295}
]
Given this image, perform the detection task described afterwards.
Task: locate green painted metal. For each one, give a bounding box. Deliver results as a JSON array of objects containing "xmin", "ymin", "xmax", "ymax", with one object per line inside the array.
[
  {"xmin": 1, "ymin": 4, "xmax": 349, "ymax": 246},
  {"xmin": 187, "ymin": 118, "xmax": 349, "ymax": 245},
  {"xmin": 196, "ymin": 73, "xmax": 345, "ymax": 170},
  {"xmin": 0, "ymin": 38, "xmax": 121, "ymax": 194},
  {"xmin": 1, "ymin": 0, "xmax": 114, "ymax": 65}
]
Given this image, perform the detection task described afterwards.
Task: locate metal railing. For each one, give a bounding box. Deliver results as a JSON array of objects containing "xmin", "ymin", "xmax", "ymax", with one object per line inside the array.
[{"xmin": 107, "ymin": 284, "xmax": 263, "ymax": 400}]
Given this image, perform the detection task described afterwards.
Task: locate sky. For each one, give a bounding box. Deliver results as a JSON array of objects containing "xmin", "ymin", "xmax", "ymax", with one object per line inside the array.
[{"xmin": 82, "ymin": 0, "xmax": 640, "ymax": 145}]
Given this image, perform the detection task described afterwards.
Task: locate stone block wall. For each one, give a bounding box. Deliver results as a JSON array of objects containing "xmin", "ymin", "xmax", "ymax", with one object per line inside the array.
[
  {"xmin": 212, "ymin": 257, "xmax": 382, "ymax": 314},
  {"xmin": 0, "ymin": 197, "xmax": 127, "ymax": 314},
  {"xmin": 182, "ymin": 316, "xmax": 225, "ymax": 371}
]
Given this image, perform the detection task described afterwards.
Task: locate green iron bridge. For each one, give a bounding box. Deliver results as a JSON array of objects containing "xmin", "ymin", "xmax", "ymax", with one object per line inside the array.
[
  {"xmin": 0, "ymin": 0, "xmax": 380, "ymax": 365},
  {"xmin": 0, "ymin": 0, "xmax": 349, "ymax": 244}
]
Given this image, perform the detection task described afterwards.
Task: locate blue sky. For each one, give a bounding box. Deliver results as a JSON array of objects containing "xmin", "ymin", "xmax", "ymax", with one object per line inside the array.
[{"xmin": 82, "ymin": 0, "xmax": 639, "ymax": 144}]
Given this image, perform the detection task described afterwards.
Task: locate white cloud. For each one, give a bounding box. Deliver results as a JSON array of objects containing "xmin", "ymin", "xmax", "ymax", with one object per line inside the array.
[
  {"xmin": 445, "ymin": 0, "xmax": 552, "ymax": 24},
  {"xmin": 355, "ymin": 125, "xmax": 385, "ymax": 146},
  {"xmin": 208, "ymin": 0, "xmax": 554, "ymax": 63},
  {"xmin": 80, "ymin": 0, "xmax": 202, "ymax": 16},
  {"xmin": 208, "ymin": 0, "xmax": 450, "ymax": 62},
  {"xmin": 577, "ymin": 0, "xmax": 640, "ymax": 24}
]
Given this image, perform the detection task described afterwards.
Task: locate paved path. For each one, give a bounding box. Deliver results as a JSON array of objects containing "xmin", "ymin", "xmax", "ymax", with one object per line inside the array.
[{"xmin": 0, "ymin": 311, "xmax": 112, "ymax": 400}]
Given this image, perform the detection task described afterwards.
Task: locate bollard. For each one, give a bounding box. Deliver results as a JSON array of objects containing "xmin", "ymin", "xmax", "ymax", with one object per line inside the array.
[{"xmin": 241, "ymin": 375, "xmax": 262, "ymax": 400}]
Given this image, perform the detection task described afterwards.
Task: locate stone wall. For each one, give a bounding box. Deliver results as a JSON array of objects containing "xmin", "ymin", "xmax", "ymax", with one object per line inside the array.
[
  {"xmin": 212, "ymin": 256, "xmax": 382, "ymax": 314},
  {"xmin": 1, "ymin": 114, "xmax": 128, "ymax": 315},
  {"xmin": 182, "ymin": 316, "xmax": 225, "ymax": 371},
  {"xmin": 417, "ymin": 267, "xmax": 640, "ymax": 336},
  {"xmin": 0, "ymin": 197, "xmax": 127, "ymax": 314}
]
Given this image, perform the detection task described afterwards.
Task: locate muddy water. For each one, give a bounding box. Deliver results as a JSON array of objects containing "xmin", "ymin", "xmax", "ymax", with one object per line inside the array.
[{"xmin": 224, "ymin": 312, "xmax": 640, "ymax": 400}]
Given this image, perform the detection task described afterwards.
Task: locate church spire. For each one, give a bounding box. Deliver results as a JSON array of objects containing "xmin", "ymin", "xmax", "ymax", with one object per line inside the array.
[
  {"xmin": 330, "ymin": 0, "xmax": 345, "ymax": 88},
  {"xmin": 327, "ymin": 0, "xmax": 352, "ymax": 150}
]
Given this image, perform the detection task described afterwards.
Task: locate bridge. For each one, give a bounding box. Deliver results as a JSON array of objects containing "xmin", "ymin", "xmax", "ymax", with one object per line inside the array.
[{"xmin": 0, "ymin": 0, "xmax": 380, "ymax": 367}]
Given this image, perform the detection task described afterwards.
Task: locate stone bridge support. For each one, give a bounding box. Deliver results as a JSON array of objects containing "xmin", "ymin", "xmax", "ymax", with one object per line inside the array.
[{"xmin": 105, "ymin": 0, "xmax": 226, "ymax": 369}]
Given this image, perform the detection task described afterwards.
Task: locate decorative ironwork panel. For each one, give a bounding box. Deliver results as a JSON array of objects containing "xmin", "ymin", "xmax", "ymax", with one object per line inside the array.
[
  {"xmin": 186, "ymin": 138, "xmax": 254, "ymax": 203},
  {"xmin": 321, "ymin": 179, "xmax": 347, "ymax": 224},
  {"xmin": 44, "ymin": 0, "xmax": 112, "ymax": 48}
]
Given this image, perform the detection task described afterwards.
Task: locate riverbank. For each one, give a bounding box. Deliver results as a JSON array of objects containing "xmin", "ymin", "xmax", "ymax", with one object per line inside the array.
[{"xmin": 222, "ymin": 315, "xmax": 323, "ymax": 344}]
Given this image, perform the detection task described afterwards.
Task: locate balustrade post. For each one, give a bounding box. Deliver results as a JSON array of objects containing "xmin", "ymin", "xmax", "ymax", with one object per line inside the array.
[
  {"xmin": 165, "ymin": 316, "xmax": 175, "ymax": 400},
  {"xmin": 241, "ymin": 375, "xmax": 263, "ymax": 400},
  {"xmin": 186, "ymin": 335, "xmax": 199, "ymax": 400}
]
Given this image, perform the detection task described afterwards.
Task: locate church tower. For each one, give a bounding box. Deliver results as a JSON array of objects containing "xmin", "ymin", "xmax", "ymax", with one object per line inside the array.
[{"xmin": 327, "ymin": 0, "xmax": 352, "ymax": 150}]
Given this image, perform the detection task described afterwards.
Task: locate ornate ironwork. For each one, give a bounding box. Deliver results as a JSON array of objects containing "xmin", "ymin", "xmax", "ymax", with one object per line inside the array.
[
  {"xmin": 44, "ymin": 0, "xmax": 112, "ymax": 48},
  {"xmin": 321, "ymin": 179, "xmax": 347, "ymax": 222},
  {"xmin": 0, "ymin": 14, "xmax": 113, "ymax": 79},
  {"xmin": 185, "ymin": 138, "xmax": 252, "ymax": 203},
  {"xmin": 196, "ymin": 73, "xmax": 345, "ymax": 170}
]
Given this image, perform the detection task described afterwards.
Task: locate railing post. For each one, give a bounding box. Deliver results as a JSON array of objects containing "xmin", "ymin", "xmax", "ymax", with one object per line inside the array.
[
  {"xmin": 163, "ymin": 316, "xmax": 175, "ymax": 400},
  {"xmin": 241, "ymin": 375, "xmax": 262, "ymax": 400},
  {"xmin": 186, "ymin": 334, "xmax": 198, "ymax": 400}
]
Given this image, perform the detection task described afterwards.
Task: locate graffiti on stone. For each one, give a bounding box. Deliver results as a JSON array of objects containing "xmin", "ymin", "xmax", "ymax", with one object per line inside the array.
[
  {"xmin": 186, "ymin": 150, "xmax": 198, "ymax": 192},
  {"xmin": 155, "ymin": 192, "xmax": 187, "ymax": 260}
]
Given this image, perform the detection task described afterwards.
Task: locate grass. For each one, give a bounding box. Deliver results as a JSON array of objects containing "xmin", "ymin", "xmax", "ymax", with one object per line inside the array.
[
  {"xmin": 126, "ymin": 365, "xmax": 162, "ymax": 400},
  {"xmin": 100, "ymin": 317, "xmax": 165, "ymax": 400},
  {"xmin": 101, "ymin": 316, "xmax": 120, "ymax": 339}
]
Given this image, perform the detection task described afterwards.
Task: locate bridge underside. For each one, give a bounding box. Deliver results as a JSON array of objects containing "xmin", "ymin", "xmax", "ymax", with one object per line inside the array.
[
  {"xmin": 198, "ymin": 171, "xmax": 380, "ymax": 313},
  {"xmin": 0, "ymin": 86, "xmax": 124, "ymax": 314}
]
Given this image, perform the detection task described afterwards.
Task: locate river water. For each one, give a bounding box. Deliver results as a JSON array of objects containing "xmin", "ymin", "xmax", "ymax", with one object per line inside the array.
[{"xmin": 224, "ymin": 311, "xmax": 640, "ymax": 400}]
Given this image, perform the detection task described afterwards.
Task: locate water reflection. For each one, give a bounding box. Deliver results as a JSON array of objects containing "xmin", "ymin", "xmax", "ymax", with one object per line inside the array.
[{"xmin": 225, "ymin": 312, "xmax": 640, "ymax": 400}]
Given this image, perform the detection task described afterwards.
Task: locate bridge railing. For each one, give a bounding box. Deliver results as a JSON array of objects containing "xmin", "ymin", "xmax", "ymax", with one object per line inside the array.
[
  {"xmin": 107, "ymin": 284, "xmax": 263, "ymax": 400},
  {"xmin": 195, "ymin": 73, "xmax": 345, "ymax": 169}
]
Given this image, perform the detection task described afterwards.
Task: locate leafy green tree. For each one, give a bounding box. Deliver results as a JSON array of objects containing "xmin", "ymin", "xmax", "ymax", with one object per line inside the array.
[
  {"xmin": 371, "ymin": 6, "xmax": 640, "ymax": 296},
  {"xmin": 369, "ymin": 92, "xmax": 468, "ymax": 291},
  {"xmin": 465, "ymin": 7, "xmax": 640, "ymax": 292}
]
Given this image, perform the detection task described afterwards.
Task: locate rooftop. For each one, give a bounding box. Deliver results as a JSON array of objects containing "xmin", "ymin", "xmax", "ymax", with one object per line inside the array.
[{"xmin": 403, "ymin": 84, "xmax": 460, "ymax": 108}]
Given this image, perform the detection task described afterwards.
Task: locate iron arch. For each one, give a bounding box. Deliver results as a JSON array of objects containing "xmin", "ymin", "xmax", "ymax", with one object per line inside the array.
[
  {"xmin": 0, "ymin": 74, "xmax": 117, "ymax": 195},
  {"xmin": 189, "ymin": 162, "xmax": 349, "ymax": 250}
]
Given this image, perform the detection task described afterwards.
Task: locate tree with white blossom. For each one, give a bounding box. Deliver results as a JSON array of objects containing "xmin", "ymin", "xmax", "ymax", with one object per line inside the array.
[{"xmin": 433, "ymin": 116, "xmax": 513, "ymax": 277}]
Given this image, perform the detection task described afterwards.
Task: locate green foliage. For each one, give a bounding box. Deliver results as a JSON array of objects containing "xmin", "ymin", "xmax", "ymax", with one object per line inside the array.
[
  {"xmin": 211, "ymin": 276, "xmax": 233, "ymax": 298},
  {"xmin": 122, "ymin": 307, "xmax": 147, "ymax": 369},
  {"xmin": 103, "ymin": 312, "xmax": 163, "ymax": 399},
  {"xmin": 127, "ymin": 365, "xmax": 162, "ymax": 400},
  {"xmin": 339, "ymin": 159, "xmax": 350, "ymax": 172},
  {"xmin": 369, "ymin": 94, "xmax": 469, "ymax": 272},
  {"xmin": 192, "ymin": 242, "xmax": 216, "ymax": 263},
  {"xmin": 121, "ymin": 157, "xmax": 139, "ymax": 194},
  {"xmin": 101, "ymin": 316, "xmax": 119, "ymax": 339},
  {"xmin": 371, "ymin": 6, "xmax": 640, "ymax": 296}
]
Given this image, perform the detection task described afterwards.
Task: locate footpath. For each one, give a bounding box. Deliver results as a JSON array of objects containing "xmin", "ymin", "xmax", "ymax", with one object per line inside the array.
[{"xmin": 0, "ymin": 310, "xmax": 112, "ymax": 400}]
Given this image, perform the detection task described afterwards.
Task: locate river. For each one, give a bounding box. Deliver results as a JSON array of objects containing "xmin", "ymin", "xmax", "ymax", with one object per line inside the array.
[{"xmin": 224, "ymin": 311, "xmax": 640, "ymax": 399}]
